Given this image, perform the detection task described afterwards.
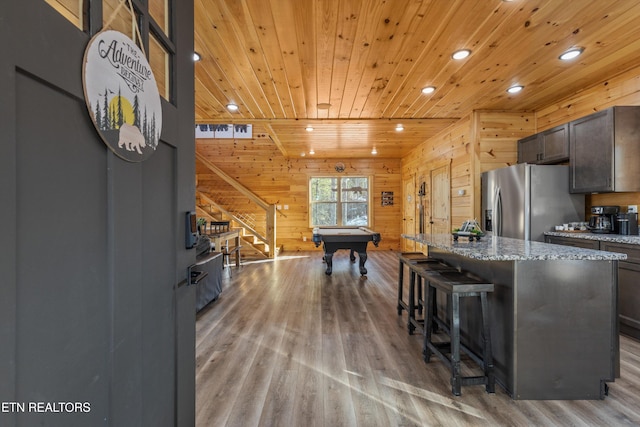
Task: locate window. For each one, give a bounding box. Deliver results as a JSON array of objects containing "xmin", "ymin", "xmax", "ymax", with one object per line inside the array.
[
  {"xmin": 149, "ymin": 32, "xmax": 170, "ymax": 100},
  {"xmin": 46, "ymin": 0, "xmax": 175, "ymax": 102},
  {"xmin": 149, "ymin": 0, "xmax": 169, "ymax": 36},
  {"xmin": 103, "ymin": 0, "xmax": 135, "ymax": 38},
  {"xmin": 309, "ymin": 176, "xmax": 371, "ymax": 227},
  {"xmin": 102, "ymin": 0, "xmax": 175, "ymax": 102},
  {"xmin": 44, "ymin": 0, "xmax": 83, "ymax": 29}
]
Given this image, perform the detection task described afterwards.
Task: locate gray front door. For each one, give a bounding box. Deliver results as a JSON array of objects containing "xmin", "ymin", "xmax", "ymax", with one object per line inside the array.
[{"xmin": 0, "ymin": 1, "xmax": 195, "ymax": 426}]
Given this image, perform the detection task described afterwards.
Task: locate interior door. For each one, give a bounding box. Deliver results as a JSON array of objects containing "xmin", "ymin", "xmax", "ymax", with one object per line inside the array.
[
  {"xmin": 403, "ymin": 175, "xmax": 416, "ymax": 251},
  {"xmin": 0, "ymin": 1, "xmax": 195, "ymax": 426},
  {"xmin": 430, "ymin": 164, "xmax": 451, "ymax": 235}
]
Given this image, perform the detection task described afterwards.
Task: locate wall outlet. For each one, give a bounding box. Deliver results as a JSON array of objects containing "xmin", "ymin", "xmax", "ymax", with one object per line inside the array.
[
  {"xmin": 303, "ymin": 236, "xmax": 307, "ymax": 242},
  {"xmin": 628, "ymin": 205, "xmax": 638, "ymax": 213}
]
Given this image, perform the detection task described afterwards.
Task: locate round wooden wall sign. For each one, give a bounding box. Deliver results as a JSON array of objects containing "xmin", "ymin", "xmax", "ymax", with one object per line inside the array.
[{"xmin": 82, "ymin": 30, "xmax": 162, "ymax": 162}]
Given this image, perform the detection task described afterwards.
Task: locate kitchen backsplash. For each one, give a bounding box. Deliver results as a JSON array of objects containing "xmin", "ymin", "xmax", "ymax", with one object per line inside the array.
[{"xmin": 588, "ymin": 192, "xmax": 640, "ymax": 223}]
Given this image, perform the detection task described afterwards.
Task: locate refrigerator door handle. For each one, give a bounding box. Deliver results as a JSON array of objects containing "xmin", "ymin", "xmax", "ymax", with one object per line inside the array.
[{"xmin": 494, "ymin": 186, "xmax": 503, "ymax": 236}]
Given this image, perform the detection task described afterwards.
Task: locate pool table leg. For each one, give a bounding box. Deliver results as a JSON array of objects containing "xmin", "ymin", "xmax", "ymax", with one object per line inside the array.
[
  {"xmin": 324, "ymin": 253, "xmax": 333, "ymax": 275},
  {"xmin": 357, "ymin": 251, "xmax": 367, "ymax": 275},
  {"xmin": 349, "ymin": 249, "xmax": 356, "ymax": 263}
]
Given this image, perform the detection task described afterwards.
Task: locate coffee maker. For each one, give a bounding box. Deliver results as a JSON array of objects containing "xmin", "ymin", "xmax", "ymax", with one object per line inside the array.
[{"xmin": 588, "ymin": 206, "xmax": 619, "ymax": 233}]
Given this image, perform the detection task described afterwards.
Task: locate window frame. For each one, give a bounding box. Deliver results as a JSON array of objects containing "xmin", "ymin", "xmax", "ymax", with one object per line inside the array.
[
  {"xmin": 49, "ymin": 0, "xmax": 178, "ymax": 105},
  {"xmin": 309, "ymin": 175, "xmax": 373, "ymax": 228},
  {"xmin": 128, "ymin": 0, "xmax": 177, "ymax": 104}
]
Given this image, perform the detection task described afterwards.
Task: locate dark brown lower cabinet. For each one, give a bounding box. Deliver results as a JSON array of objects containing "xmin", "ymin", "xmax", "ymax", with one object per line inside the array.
[
  {"xmin": 545, "ymin": 236, "xmax": 640, "ymax": 341},
  {"xmin": 544, "ymin": 235, "xmax": 600, "ymax": 250},
  {"xmin": 600, "ymin": 242, "xmax": 640, "ymax": 341}
]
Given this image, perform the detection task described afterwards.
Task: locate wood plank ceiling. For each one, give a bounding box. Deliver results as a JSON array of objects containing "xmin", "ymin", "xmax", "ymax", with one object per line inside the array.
[{"xmin": 194, "ymin": 0, "xmax": 640, "ymax": 159}]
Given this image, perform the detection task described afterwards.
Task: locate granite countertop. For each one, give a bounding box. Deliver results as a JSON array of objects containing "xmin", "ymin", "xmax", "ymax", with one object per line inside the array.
[
  {"xmin": 402, "ymin": 233, "xmax": 627, "ymax": 261},
  {"xmin": 544, "ymin": 231, "xmax": 640, "ymax": 245}
]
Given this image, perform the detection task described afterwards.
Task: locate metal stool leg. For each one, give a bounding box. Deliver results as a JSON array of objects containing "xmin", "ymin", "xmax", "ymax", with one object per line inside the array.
[
  {"xmin": 408, "ymin": 269, "xmax": 416, "ymax": 334},
  {"xmin": 417, "ymin": 276, "xmax": 423, "ymax": 315},
  {"xmin": 450, "ymin": 293, "xmax": 462, "ymax": 396},
  {"xmin": 397, "ymin": 259, "xmax": 404, "ymax": 315},
  {"xmin": 481, "ymin": 292, "xmax": 495, "ymax": 393},
  {"xmin": 423, "ymin": 282, "xmax": 436, "ymax": 362}
]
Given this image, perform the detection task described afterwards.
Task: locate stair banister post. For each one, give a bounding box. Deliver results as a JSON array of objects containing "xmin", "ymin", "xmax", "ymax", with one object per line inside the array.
[{"xmin": 267, "ymin": 204, "xmax": 276, "ymax": 258}]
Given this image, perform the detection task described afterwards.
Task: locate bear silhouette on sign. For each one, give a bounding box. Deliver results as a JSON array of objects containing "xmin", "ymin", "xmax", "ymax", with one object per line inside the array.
[{"xmin": 118, "ymin": 123, "xmax": 146, "ymax": 154}]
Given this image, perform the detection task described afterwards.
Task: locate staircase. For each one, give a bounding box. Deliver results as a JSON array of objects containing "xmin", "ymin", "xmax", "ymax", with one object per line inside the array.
[
  {"xmin": 196, "ymin": 192, "xmax": 277, "ymax": 260},
  {"xmin": 195, "ymin": 152, "xmax": 279, "ymax": 259}
]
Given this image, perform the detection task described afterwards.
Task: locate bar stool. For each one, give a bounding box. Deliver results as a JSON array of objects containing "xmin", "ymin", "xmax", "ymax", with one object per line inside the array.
[
  {"xmin": 396, "ymin": 252, "xmax": 434, "ymax": 318},
  {"xmin": 397, "ymin": 252, "xmax": 429, "ymax": 316},
  {"xmin": 422, "ymin": 269, "xmax": 495, "ymax": 396},
  {"xmin": 407, "ymin": 261, "xmax": 458, "ymax": 335}
]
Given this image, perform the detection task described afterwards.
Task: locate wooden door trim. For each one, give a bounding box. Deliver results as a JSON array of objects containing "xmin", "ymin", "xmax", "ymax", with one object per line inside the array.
[
  {"xmin": 429, "ymin": 160, "xmax": 451, "ymax": 235},
  {"xmin": 402, "ymin": 174, "xmax": 416, "ymax": 252}
]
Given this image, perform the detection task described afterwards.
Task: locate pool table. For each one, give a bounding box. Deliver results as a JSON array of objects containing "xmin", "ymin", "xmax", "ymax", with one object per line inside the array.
[{"xmin": 312, "ymin": 227, "xmax": 381, "ymax": 275}]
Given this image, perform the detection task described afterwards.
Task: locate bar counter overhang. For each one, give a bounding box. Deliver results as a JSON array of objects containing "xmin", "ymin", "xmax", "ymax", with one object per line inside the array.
[{"xmin": 402, "ymin": 233, "xmax": 626, "ymax": 400}]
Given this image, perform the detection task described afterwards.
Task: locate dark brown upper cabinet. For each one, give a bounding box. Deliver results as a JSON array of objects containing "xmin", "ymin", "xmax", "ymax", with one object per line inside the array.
[
  {"xmin": 569, "ymin": 106, "xmax": 640, "ymax": 193},
  {"xmin": 517, "ymin": 124, "xmax": 569, "ymax": 165}
]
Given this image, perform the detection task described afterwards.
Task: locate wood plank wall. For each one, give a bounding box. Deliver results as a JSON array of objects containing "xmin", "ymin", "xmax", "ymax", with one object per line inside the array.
[
  {"xmin": 402, "ymin": 117, "xmax": 471, "ymax": 233},
  {"xmin": 473, "ymin": 111, "xmax": 537, "ymax": 218},
  {"xmin": 196, "ymin": 136, "xmax": 402, "ymax": 252},
  {"xmin": 401, "ymin": 111, "xmax": 535, "ymax": 234}
]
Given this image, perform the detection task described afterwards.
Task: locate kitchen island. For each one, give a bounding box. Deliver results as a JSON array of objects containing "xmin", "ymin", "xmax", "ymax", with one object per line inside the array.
[{"xmin": 402, "ymin": 233, "xmax": 626, "ymax": 400}]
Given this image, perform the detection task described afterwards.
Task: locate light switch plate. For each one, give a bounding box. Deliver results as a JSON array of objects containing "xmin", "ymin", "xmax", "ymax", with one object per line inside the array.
[{"xmin": 628, "ymin": 205, "xmax": 638, "ymax": 213}]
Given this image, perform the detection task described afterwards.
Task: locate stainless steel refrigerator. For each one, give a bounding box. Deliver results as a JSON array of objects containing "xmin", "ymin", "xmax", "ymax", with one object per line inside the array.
[{"xmin": 481, "ymin": 163, "xmax": 585, "ymax": 241}]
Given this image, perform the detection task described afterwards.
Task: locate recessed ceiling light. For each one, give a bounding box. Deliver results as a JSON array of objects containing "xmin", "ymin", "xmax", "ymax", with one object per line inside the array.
[
  {"xmin": 226, "ymin": 103, "xmax": 239, "ymax": 112},
  {"xmin": 452, "ymin": 49, "xmax": 471, "ymax": 60},
  {"xmin": 300, "ymin": 152, "xmax": 306, "ymax": 157},
  {"xmin": 421, "ymin": 86, "xmax": 436, "ymax": 94},
  {"xmin": 559, "ymin": 47, "xmax": 584, "ymax": 61},
  {"xmin": 396, "ymin": 124, "xmax": 404, "ymax": 131},
  {"xmin": 507, "ymin": 85, "xmax": 524, "ymax": 94},
  {"xmin": 193, "ymin": 52, "xmax": 201, "ymax": 62},
  {"xmin": 371, "ymin": 147, "xmax": 377, "ymax": 155},
  {"xmin": 317, "ymin": 103, "xmax": 332, "ymax": 109},
  {"xmin": 306, "ymin": 126, "xmax": 314, "ymax": 132},
  {"xmin": 309, "ymin": 148, "xmax": 315, "ymax": 155}
]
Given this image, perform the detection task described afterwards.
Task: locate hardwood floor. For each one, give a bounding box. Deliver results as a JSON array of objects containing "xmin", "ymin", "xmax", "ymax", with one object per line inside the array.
[{"xmin": 195, "ymin": 250, "xmax": 640, "ymax": 426}]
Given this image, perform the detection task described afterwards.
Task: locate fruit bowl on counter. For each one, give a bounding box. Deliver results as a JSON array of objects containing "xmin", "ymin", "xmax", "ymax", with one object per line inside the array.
[{"xmin": 453, "ymin": 219, "xmax": 485, "ymax": 241}]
